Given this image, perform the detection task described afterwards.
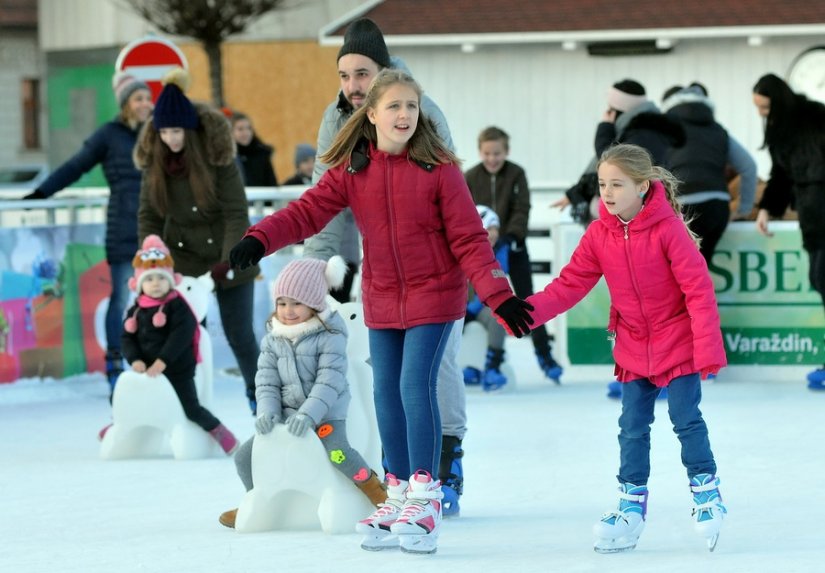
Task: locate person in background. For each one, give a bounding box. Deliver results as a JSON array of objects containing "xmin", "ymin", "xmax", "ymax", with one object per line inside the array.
[
  {"xmin": 230, "ymin": 112, "xmax": 278, "ymax": 187},
  {"xmin": 502, "ymin": 144, "xmax": 727, "ymax": 553},
  {"xmin": 22, "ymin": 71, "xmax": 153, "ymax": 399},
  {"xmin": 134, "ymin": 68, "xmax": 261, "ymax": 414},
  {"xmin": 282, "ymin": 143, "xmax": 316, "ymax": 186},
  {"xmin": 465, "ymin": 126, "xmax": 563, "ymax": 384},
  {"xmin": 218, "ymin": 255, "xmax": 387, "ymax": 529},
  {"xmin": 117, "ymin": 234, "xmax": 239, "ymax": 455},
  {"xmin": 752, "ymin": 73, "xmax": 825, "ymax": 391},
  {"xmin": 300, "ymin": 17, "xmax": 469, "ymax": 518},
  {"xmin": 228, "ymin": 69, "xmax": 533, "ymax": 554},
  {"xmin": 462, "ymin": 205, "xmax": 512, "ymax": 392},
  {"xmin": 555, "ymin": 79, "xmax": 685, "ymax": 228},
  {"xmin": 662, "ymin": 83, "xmax": 757, "ymax": 263}
]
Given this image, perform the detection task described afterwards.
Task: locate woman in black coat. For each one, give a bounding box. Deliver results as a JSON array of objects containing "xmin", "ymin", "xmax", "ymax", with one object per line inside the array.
[{"xmin": 752, "ymin": 73, "xmax": 825, "ymax": 389}]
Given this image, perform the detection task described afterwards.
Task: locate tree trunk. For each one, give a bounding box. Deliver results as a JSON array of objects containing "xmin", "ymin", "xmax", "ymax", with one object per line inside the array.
[{"xmin": 203, "ymin": 40, "xmax": 224, "ymax": 107}]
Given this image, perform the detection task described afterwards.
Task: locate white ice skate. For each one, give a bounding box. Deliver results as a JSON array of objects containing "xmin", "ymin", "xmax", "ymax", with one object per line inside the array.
[
  {"xmin": 390, "ymin": 470, "xmax": 444, "ymax": 555},
  {"xmin": 355, "ymin": 474, "xmax": 407, "ymax": 551},
  {"xmin": 690, "ymin": 473, "xmax": 727, "ymax": 552},
  {"xmin": 593, "ymin": 482, "xmax": 648, "ymax": 553}
]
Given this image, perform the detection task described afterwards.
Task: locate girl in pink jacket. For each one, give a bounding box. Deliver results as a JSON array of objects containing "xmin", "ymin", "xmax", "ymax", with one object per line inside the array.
[
  {"xmin": 229, "ymin": 69, "xmax": 532, "ymax": 555},
  {"xmin": 511, "ymin": 144, "xmax": 727, "ymax": 553}
]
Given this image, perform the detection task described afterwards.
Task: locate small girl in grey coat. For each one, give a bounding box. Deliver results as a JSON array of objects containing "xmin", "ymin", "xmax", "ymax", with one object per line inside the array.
[{"xmin": 219, "ymin": 256, "xmax": 386, "ymax": 528}]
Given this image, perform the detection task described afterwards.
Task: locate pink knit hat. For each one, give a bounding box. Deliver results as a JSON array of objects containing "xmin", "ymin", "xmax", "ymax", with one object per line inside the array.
[
  {"xmin": 273, "ymin": 255, "xmax": 347, "ymax": 312},
  {"xmin": 128, "ymin": 235, "xmax": 182, "ymax": 294}
]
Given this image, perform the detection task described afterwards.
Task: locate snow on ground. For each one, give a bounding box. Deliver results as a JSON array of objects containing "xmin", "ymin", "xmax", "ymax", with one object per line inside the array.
[{"xmin": 2, "ymin": 336, "xmax": 822, "ymax": 573}]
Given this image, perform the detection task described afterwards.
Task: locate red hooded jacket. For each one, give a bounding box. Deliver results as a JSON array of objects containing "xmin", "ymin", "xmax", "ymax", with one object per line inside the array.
[
  {"xmin": 245, "ymin": 143, "xmax": 513, "ymax": 329},
  {"xmin": 526, "ymin": 180, "xmax": 726, "ymax": 386}
]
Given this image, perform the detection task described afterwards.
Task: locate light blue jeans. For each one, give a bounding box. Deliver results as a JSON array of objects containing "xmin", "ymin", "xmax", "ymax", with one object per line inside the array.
[
  {"xmin": 369, "ymin": 322, "xmax": 453, "ymax": 479},
  {"xmin": 618, "ymin": 373, "xmax": 717, "ymax": 485}
]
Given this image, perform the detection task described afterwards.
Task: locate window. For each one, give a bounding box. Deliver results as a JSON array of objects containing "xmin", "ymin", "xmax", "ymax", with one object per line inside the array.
[{"xmin": 21, "ymin": 78, "xmax": 40, "ymax": 150}]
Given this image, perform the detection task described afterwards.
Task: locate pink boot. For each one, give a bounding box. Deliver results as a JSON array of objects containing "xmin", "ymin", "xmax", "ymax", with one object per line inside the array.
[{"xmin": 208, "ymin": 424, "xmax": 239, "ymax": 455}]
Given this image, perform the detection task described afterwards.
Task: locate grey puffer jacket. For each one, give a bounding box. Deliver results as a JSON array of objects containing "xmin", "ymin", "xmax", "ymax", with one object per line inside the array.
[
  {"xmin": 302, "ymin": 55, "xmax": 455, "ymax": 264},
  {"xmin": 254, "ymin": 307, "xmax": 349, "ymax": 424}
]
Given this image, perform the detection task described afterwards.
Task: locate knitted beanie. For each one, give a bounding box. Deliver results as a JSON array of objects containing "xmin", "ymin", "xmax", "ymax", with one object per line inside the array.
[
  {"xmin": 607, "ymin": 79, "xmax": 648, "ymax": 113},
  {"xmin": 128, "ymin": 234, "xmax": 182, "ymax": 294},
  {"xmin": 112, "ymin": 71, "xmax": 150, "ymax": 108},
  {"xmin": 476, "ymin": 204, "xmax": 501, "ymax": 230},
  {"xmin": 337, "ymin": 18, "xmax": 391, "ymax": 68},
  {"xmin": 294, "ymin": 143, "xmax": 316, "ymax": 167},
  {"xmin": 273, "ymin": 256, "xmax": 347, "ymax": 312},
  {"xmin": 153, "ymin": 67, "xmax": 199, "ymax": 130}
]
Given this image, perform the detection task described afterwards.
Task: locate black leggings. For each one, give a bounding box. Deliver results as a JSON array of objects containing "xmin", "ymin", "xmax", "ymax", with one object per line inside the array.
[
  {"xmin": 167, "ymin": 372, "xmax": 220, "ymax": 432},
  {"xmin": 808, "ymin": 248, "xmax": 825, "ymax": 316},
  {"xmin": 683, "ymin": 200, "xmax": 730, "ymax": 265}
]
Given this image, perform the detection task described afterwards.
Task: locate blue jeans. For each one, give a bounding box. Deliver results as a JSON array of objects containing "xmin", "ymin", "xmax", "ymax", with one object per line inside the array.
[
  {"xmin": 618, "ymin": 373, "xmax": 717, "ymax": 485},
  {"xmin": 215, "ymin": 281, "xmax": 259, "ymax": 399},
  {"xmin": 106, "ymin": 261, "xmax": 133, "ymax": 353},
  {"xmin": 369, "ymin": 322, "xmax": 453, "ymax": 479}
]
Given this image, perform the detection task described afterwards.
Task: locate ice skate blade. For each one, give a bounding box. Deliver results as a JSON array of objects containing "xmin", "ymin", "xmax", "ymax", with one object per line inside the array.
[
  {"xmin": 594, "ymin": 537, "xmax": 639, "ymax": 553},
  {"xmin": 357, "ymin": 529, "xmax": 399, "ymax": 551},
  {"xmin": 707, "ymin": 533, "xmax": 719, "ymax": 552},
  {"xmin": 399, "ymin": 535, "xmax": 438, "ymax": 555}
]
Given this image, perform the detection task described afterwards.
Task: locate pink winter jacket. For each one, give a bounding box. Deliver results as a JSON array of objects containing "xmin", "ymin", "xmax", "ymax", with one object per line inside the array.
[
  {"xmin": 245, "ymin": 143, "xmax": 514, "ymax": 329},
  {"xmin": 527, "ymin": 181, "xmax": 726, "ymax": 386}
]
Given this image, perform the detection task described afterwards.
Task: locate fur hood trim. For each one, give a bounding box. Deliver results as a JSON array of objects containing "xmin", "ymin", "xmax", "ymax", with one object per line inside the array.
[{"xmin": 133, "ymin": 101, "xmax": 236, "ymax": 170}]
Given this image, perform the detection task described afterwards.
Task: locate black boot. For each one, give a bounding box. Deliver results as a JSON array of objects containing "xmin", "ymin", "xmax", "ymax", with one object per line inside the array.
[{"xmin": 439, "ymin": 435, "xmax": 464, "ymax": 517}]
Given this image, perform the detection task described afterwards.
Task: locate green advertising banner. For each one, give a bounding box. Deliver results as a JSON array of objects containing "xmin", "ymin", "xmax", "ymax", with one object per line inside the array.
[{"xmin": 555, "ymin": 221, "xmax": 823, "ymax": 366}]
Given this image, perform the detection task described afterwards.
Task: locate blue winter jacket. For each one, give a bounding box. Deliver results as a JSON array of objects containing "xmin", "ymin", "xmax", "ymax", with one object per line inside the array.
[{"xmin": 37, "ymin": 118, "xmax": 142, "ymax": 263}]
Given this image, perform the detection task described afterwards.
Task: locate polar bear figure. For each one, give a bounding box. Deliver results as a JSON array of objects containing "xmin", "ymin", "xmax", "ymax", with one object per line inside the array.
[
  {"xmin": 100, "ymin": 273, "xmax": 218, "ymax": 460},
  {"xmin": 234, "ymin": 301, "xmax": 382, "ymax": 534}
]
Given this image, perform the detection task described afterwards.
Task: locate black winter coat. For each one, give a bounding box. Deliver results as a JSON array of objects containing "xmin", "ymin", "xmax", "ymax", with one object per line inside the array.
[
  {"xmin": 759, "ymin": 97, "xmax": 825, "ymax": 251},
  {"xmin": 595, "ymin": 112, "xmax": 685, "ymax": 167},
  {"xmin": 36, "ymin": 118, "xmax": 142, "ymax": 263},
  {"xmin": 665, "ymin": 103, "xmax": 729, "ymax": 196},
  {"xmin": 120, "ymin": 295, "xmax": 197, "ymax": 379},
  {"xmin": 237, "ymin": 138, "xmax": 278, "ymax": 187}
]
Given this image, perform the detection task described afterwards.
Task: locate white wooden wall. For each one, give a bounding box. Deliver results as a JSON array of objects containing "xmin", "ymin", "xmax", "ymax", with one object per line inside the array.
[
  {"xmin": 0, "ymin": 31, "xmax": 44, "ymax": 167},
  {"xmin": 392, "ymin": 35, "xmax": 822, "ymax": 187}
]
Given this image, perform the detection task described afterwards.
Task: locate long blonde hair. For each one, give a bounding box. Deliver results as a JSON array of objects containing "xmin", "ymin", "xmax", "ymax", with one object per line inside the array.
[
  {"xmin": 598, "ymin": 144, "xmax": 700, "ymax": 248},
  {"xmin": 320, "ymin": 69, "xmax": 459, "ymax": 168}
]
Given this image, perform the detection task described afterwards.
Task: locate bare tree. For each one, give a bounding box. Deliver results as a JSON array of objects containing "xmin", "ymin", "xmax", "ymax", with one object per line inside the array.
[{"xmin": 124, "ymin": 0, "xmax": 289, "ymax": 106}]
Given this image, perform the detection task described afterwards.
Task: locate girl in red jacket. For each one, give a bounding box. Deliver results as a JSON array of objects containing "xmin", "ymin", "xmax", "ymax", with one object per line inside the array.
[
  {"xmin": 229, "ymin": 69, "xmax": 532, "ymax": 555},
  {"xmin": 507, "ymin": 144, "xmax": 727, "ymax": 553}
]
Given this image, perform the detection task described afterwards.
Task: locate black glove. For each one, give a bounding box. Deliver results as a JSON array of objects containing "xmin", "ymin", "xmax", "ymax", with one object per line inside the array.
[
  {"xmin": 22, "ymin": 189, "xmax": 46, "ymax": 200},
  {"xmin": 494, "ymin": 296, "xmax": 535, "ymax": 338},
  {"xmin": 229, "ymin": 236, "xmax": 265, "ymax": 271}
]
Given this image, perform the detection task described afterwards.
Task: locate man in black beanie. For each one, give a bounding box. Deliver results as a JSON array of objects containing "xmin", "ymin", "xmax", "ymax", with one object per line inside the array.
[{"xmin": 302, "ymin": 17, "xmax": 467, "ymax": 520}]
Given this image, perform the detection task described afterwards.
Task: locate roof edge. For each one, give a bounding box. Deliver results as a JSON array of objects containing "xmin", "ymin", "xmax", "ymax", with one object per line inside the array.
[{"xmin": 320, "ymin": 23, "xmax": 825, "ymax": 47}]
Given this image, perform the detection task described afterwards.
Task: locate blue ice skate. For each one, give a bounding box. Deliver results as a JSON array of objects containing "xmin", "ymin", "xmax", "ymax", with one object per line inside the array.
[
  {"xmin": 482, "ymin": 367, "xmax": 508, "ymax": 392},
  {"xmin": 463, "ymin": 366, "xmax": 482, "ymax": 386},
  {"xmin": 691, "ymin": 473, "xmax": 726, "ymax": 551},
  {"xmin": 593, "ymin": 482, "xmax": 648, "ymax": 553},
  {"xmin": 606, "ymin": 381, "xmax": 622, "ymax": 399},
  {"xmin": 807, "ymin": 367, "xmax": 825, "ymax": 390},
  {"xmin": 536, "ymin": 351, "xmax": 563, "ymax": 384},
  {"xmin": 439, "ymin": 435, "xmax": 464, "ymax": 517}
]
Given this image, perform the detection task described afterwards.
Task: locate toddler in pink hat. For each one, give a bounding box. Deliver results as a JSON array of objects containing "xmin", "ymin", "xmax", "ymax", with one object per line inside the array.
[{"xmin": 117, "ymin": 235, "xmax": 239, "ymax": 454}]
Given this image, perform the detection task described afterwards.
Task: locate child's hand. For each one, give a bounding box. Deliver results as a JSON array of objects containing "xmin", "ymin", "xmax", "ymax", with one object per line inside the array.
[
  {"xmin": 255, "ymin": 414, "xmax": 279, "ymax": 435},
  {"xmin": 146, "ymin": 359, "xmax": 166, "ymax": 377},
  {"xmin": 286, "ymin": 413, "xmax": 313, "ymax": 437},
  {"xmin": 132, "ymin": 360, "xmax": 147, "ymax": 373},
  {"xmin": 551, "ymin": 196, "xmax": 570, "ymax": 210},
  {"xmin": 493, "ymin": 297, "xmax": 535, "ymax": 338}
]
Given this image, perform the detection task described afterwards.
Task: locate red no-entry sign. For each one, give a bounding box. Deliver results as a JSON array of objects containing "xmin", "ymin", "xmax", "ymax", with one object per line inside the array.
[{"xmin": 115, "ymin": 36, "xmax": 188, "ymax": 102}]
